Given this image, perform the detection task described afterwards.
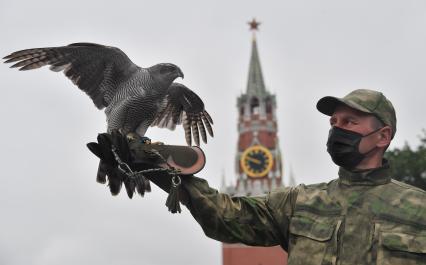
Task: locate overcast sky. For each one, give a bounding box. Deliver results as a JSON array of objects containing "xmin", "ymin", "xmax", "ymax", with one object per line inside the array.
[{"xmin": 1, "ymin": 0, "xmax": 426, "ymax": 264}]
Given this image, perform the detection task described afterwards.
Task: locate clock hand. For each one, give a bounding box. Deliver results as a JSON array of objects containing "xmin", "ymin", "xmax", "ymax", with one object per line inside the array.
[{"xmin": 246, "ymin": 156, "xmax": 262, "ymax": 165}]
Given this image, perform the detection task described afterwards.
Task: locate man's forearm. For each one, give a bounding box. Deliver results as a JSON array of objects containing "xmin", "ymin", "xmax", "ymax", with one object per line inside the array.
[{"xmin": 181, "ymin": 176, "xmax": 286, "ymax": 246}]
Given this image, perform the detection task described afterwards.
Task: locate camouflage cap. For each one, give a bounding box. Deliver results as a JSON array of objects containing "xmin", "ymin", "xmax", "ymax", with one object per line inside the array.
[{"xmin": 316, "ymin": 89, "xmax": 397, "ymax": 138}]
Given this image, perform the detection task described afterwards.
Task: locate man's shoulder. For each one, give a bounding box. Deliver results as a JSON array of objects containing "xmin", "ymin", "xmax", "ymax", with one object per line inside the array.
[
  {"xmin": 290, "ymin": 180, "xmax": 342, "ymax": 215},
  {"xmin": 296, "ymin": 179, "xmax": 339, "ymax": 192},
  {"xmin": 388, "ymin": 179, "xmax": 426, "ymax": 195},
  {"xmin": 270, "ymin": 177, "xmax": 337, "ymax": 189},
  {"xmin": 371, "ymin": 179, "xmax": 426, "ymax": 227},
  {"xmin": 266, "ymin": 180, "xmax": 340, "ymax": 217},
  {"xmin": 269, "ymin": 179, "xmax": 338, "ymax": 198},
  {"xmin": 374, "ymin": 179, "xmax": 426, "ymax": 202},
  {"xmin": 374, "ymin": 178, "xmax": 426, "ymax": 201},
  {"xmin": 279, "ymin": 179, "xmax": 340, "ymax": 204}
]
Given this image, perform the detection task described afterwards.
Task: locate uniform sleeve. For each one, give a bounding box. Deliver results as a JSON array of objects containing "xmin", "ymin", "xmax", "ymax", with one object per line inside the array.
[{"xmin": 181, "ymin": 175, "xmax": 298, "ymax": 249}]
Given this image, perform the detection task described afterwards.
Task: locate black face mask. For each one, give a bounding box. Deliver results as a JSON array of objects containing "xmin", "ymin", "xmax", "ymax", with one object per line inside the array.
[{"xmin": 326, "ymin": 126, "xmax": 382, "ymax": 169}]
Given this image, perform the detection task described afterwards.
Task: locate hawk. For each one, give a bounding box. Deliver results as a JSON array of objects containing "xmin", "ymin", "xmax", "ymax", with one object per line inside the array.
[{"xmin": 3, "ymin": 42, "xmax": 214, "ymax": 146}]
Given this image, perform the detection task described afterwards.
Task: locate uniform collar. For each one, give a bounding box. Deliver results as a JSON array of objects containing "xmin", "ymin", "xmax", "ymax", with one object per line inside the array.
[{"xmin": 338, "ymin": 159, "xmax": 391, "ymax": 186}]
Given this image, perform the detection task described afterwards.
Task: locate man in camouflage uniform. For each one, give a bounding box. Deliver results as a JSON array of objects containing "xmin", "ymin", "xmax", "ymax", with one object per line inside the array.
[{"xmin": 95, "ymin": 89, "xmax": 426, "ymax": 264}]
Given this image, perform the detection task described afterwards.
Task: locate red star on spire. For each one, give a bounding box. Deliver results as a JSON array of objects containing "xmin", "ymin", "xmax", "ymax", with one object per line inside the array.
[{"xmin": 248, "ymin": 18, "xmax": 261, "ymax": 31}]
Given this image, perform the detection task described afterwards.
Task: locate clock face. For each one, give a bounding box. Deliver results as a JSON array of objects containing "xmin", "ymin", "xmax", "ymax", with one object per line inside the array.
[{"xmin": 241, "ymin": 145, "xmax": 273, "ymax": 178}]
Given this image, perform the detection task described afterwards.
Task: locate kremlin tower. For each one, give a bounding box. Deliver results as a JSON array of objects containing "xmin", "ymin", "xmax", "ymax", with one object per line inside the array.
[{"xmin": 221, "ymin": 19, "xmax": 288, "ymax": 265}]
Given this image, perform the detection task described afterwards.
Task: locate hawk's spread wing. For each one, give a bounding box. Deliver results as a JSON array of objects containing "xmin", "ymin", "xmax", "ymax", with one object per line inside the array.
[
  {"xmin": 151, "ymin": 83, "xmax": 213, "ymax": 146},
  {"xmin": 3, "ymin": 43, "xmax": 140, "ymax": 109}
]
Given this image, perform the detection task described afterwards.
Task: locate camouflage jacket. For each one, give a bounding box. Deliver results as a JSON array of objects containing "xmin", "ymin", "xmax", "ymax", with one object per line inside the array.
[{"xmin": 182, "ymin": 162, "xmax": 426, "ymax": 265}]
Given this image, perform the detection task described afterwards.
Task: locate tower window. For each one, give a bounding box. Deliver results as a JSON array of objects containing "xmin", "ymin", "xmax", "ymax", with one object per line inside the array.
[{"xmin": 250, "ymin": 97, "xmax": 259, "ymax": 115}]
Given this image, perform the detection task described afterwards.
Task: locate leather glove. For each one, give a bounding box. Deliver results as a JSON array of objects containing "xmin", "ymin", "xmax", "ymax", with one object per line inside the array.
[
  {"xmin": 87, "ymin": 130, "xmax": 190, "ymax": 213},
  {"xmin": 87, "ymin": 130, "xmax": 152, "ymax": 198}
]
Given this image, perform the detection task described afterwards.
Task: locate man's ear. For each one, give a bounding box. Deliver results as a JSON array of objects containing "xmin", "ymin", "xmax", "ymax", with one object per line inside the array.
[{"xmin": 377, "ymin": 126, "xmax": 392, "ymax": 148}]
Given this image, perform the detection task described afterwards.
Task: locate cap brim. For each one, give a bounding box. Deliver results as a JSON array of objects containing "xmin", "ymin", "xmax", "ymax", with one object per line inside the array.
[
  {"xmin": 316, "ymin": 96, "xmax": 372, "ymax": 116},
  {"xmin": 316, "ymin": 96, "xmax": 341, "ymax": 116}
]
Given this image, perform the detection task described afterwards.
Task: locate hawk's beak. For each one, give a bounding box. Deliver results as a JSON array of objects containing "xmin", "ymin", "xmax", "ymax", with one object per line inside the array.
[{"xmin": 178, "ymin": 69, "xmax": 184, "ymax": 79}]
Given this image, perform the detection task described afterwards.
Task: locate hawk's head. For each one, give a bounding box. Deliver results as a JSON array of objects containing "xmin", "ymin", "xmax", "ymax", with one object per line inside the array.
[{"xmin": 149, "ymin": 63, "xmax": 184, "ymax": 86}]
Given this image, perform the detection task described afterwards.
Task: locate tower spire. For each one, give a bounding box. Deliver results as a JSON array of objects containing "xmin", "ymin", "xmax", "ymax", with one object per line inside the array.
[{"xmin": 246, "ymin": 18, "xmax": 266, "ymax": 96}]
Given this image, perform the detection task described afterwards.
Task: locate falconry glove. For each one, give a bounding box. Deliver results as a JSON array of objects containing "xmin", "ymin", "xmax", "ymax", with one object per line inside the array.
[
  {"xmin": 87, "ymin": 131, "xmax": 200, "ymax": 213},
  {"xmin": 87, "ymin": 130, "xmax": 153, "ymax": 198}
]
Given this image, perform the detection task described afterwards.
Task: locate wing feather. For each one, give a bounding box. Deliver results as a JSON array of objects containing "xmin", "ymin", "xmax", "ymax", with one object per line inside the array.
[
  {"xmin": 191, "ymin": 118, "xmax": 200, "ymax": 146},
  {"xmin": 182, "ymin": 112, "xmax": 192, "ymax": 146},
  {"xmin": 198, "ymin": 119, "xmax": 207, "ymax": 143},
  {"xmin": 3, "ymin": 43, "xmax": 140, "ymax": 109},
  {"xmin": 201, "ymin": 113, "xmax": 214, "ymax": 137},
  {"xmin": 151, "ymin": 83, "xmax": 214, "ymax": 146}
]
